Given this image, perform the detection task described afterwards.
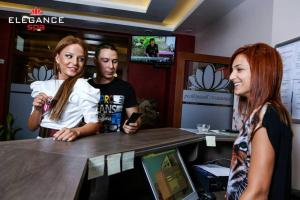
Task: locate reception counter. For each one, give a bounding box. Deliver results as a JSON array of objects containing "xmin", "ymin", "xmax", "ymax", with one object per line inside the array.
[{"xmin": 0, "ymin": 128, "xmax": 236, "ymax": 200}]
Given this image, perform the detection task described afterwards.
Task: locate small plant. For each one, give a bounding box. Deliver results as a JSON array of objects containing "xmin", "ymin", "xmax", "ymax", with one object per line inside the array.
[{"xmin": 0, "ymin": 113, "xmax": 21, "ymax": 141}]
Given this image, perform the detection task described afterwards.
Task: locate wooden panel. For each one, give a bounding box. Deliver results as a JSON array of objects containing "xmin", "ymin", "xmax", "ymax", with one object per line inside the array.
[
  {"xmin": 127, "ymin": 34, "xmax": 195, "ymax": 128},
  {"xmin": 0, "ymin": 128, "xmax": 235, "ymax": 199},
  {"xmin": 0, "ymin": 148, "xmax": 87, "ymax": 200},
  {"xmin": 166, "ymin": 34, "xmax": 195, "ymax": 126},
  {"xmin": 127, "ymin": 63, "xmax": 169, "ymax": 127},
  {"xmin": 0, "ymin": 128, "xmax": 202, "ymax": 158},
  {"xmin": 0, "ymin": 128, "xmax": 234, "ymax": 158},
  {"xmin": 0, "ymin": 20, "xmax": 13, "ymax": 123}
]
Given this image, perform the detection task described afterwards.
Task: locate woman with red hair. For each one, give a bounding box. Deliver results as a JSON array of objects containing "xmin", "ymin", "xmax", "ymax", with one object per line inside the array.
[{"xmin": 226, "ymin": 43, "xmax": 292, "ymax": 200}]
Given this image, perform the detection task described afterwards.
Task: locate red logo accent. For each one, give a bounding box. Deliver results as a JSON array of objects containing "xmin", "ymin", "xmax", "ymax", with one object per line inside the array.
[
  {"xmin": 30, "ymin": 7, "xmax": 43, "ymax": 16},
  {"xmin": 27, "ymin": 24, "xmax": 46, "ymax": 32}
]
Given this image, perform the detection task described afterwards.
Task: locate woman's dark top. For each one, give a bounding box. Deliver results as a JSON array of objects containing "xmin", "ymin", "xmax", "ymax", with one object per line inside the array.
[{"xmin": 226, "ymin": 104, "xmax": 292, "ymax": 200}]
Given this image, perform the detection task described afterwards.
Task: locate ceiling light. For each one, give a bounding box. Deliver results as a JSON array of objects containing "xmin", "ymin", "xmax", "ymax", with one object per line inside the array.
[
  {"xmin": 184, "ymin": 28, "xmax": 193, "ymax": 33},
  {"xmin": 53, "ymin": 0, "xmax": 150, "ymax": 13},
  {"xmin": 84, "ymin": 34, "xmax": 102, "ymax": 40},
  {"xmin": 84, "ymin": 40, "xmax": 101, "ymax": 45}
]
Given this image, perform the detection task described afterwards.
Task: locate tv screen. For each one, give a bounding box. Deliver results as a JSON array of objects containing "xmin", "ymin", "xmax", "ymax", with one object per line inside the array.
[{"xmin": 131, "ymin": 36, "xmax": 176, "ymax": 64}]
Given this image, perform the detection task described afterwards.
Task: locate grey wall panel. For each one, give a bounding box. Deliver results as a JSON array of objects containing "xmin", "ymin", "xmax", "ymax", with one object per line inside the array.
[
  {"xmin": 181, "ymin": 104, "xmax": 233, "ymax": 130},
  {"xmin": 9, "ymin": 84, "xmax": 38, "ymax": 139}
]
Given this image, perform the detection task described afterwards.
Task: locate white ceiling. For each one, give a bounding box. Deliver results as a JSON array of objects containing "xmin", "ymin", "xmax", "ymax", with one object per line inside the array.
[{"xmin": 0, "ymin": 0, "xmax": 246, "ymax": 35}]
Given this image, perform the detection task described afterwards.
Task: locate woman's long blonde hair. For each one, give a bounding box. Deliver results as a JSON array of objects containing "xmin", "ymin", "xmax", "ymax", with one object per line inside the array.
[{"xmin": 50, "ymin": 35, "xmax": 87, "ymax": 120}]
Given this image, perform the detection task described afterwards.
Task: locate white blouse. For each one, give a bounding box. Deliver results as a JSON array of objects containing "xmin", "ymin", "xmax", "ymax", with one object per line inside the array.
[{"xmin": 30, "ymin": 78, "xmax": 100, "ymax": 130}]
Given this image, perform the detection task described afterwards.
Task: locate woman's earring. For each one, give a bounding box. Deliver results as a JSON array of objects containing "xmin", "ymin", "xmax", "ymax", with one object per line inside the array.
[{"xmin": 113, "ymin": 73, "xmax": 118, "ymax": 77}]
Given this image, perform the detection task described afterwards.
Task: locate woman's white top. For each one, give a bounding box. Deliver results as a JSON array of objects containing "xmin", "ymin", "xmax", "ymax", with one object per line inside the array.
[{"xmin": 30, "ymin": 78, "xmax": 100, "ymax": 130}]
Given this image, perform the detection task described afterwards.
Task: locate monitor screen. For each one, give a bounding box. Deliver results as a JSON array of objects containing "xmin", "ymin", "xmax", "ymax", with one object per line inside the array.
[
  {"xmin": 131, "ymin": 36, "xmax": 176, "ymax": 64},
  {"xmin": 141, "ymin": 149, "xmax": 198, "ymax": 200}
]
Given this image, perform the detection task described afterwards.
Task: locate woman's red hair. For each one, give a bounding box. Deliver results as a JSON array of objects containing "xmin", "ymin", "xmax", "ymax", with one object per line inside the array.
[{"xmin": 231, "ymin": 43, "xmax": 291, "ymax": 131}]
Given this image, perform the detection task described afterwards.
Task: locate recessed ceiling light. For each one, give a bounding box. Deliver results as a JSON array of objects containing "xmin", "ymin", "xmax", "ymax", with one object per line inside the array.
[
  {"xmin": 144, "ymin": 29, "xmax": 153, "ymax": 34},
  {"xmin": 84, "ymin": 34, "xmax": 102, "ymax": 39},
  {"xmin": 84, "ymin": 40, "xmax": 101, "ymax": 45},
  {"xmin": 184, "ymin": 28, "xmax": 193, "ymax": 33}
]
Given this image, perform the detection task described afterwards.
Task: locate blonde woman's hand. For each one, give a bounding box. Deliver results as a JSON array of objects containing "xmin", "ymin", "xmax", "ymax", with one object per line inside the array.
[
  {"xmin": 33, "ymin": 92, "xmax": 51, "ymax": 112},
  {"xmin": 53, "ymin": 127, "xmax": 80, "ymax": 142}
]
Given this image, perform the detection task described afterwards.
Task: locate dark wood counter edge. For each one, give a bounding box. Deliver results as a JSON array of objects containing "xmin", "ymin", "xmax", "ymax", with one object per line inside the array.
[
  {"xmin": 74, "ymin": 162, "xmax": 88, "ymax": 200},
  {"xmin": 0, "ymin": 129, "xmax": 235, "ymax": 159},
  {"xmin": 134, "ymin": 135, "xmax": 203, "ymax": 156},
  {"xmin": 131, "ymin": 134, "xmax": 235, "ymax": 156}
]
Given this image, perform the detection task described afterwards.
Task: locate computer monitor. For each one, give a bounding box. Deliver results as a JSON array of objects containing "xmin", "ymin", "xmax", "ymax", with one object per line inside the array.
[{"xmin": 141, "ymin": 149, "xmax": 198, "ymax": 200}]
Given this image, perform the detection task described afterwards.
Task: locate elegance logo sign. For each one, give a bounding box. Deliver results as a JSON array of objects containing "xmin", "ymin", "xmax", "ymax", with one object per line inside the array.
[
  {"xmin": 8, "ymin": 7, "xmax": 64, "ymax": 31},
  {"xmin": 30, "ymin": 7, "xmax": 42, "ymax": 15}
]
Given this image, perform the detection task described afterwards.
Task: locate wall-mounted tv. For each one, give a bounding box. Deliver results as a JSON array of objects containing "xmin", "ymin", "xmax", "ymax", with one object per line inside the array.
[{"xmin": 131, "ymin": 36, "xmax": 176, "ymax": 64}]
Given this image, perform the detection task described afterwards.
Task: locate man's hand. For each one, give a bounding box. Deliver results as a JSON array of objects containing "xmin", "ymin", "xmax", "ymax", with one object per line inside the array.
[
  {"xmin": 122, "ymin": 120, "xmax": 139, "ymax": 134},
  {"xmin": 124, "ymin": 107, "xmax": 141, "ymax": 134}
]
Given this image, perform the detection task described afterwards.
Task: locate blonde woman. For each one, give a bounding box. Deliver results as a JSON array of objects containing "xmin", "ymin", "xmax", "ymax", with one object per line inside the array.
[{"xmin": 28, "ymin": 35, "xmax": 100, "ymax": 142}]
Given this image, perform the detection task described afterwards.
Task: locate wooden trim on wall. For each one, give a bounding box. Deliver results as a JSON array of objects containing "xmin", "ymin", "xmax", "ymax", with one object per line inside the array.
[
  {"xmin": 0, "ymin": 20, "xmax": 13, "ymax": 123},
  {"xmin": 172, "ymin": 51, "xmax": 230, "ymax": 127}
]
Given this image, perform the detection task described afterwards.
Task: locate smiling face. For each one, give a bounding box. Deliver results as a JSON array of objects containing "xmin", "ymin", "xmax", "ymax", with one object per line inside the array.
[
  {"xmin": 229, "ymin": 54, "xmax": 251, "ymax": 98},
  {"xmin": 55, "ymin": 44, "xmax": 85, "ymax": 80},
  {"xmin": 94, "ymin": 48, "xmax": 118, "ymax": 84}
]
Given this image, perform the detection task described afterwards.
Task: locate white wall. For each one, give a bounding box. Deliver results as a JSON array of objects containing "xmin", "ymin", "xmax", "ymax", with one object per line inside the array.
[
  {"xmin": 272, "ymin": 0, "xmax": 300, "ymax": 45},
  {"xmin": 195, "ymin": 0, "xmax": 300, "ymax": 190},
  {"xmin": 272, "ymin": 0, "xmax": 300, "ymax": 190},
  {"xmin": 195, "ymin": 0, "xmax": 273, "ymax": 57}
]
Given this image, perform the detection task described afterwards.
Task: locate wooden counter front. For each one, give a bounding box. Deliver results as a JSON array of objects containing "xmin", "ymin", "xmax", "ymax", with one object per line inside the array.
[{"xmin": 0, "ymin": 128, "xmax": 235, "ymax": 200}]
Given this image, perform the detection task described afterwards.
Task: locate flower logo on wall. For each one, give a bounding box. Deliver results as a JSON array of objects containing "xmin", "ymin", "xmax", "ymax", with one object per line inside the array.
[
  {"xmin": 27, "ymin": 65, "xmax": 53, "ymax": 82},
  {"xmin": 188, "ymin": 64, "xmax": 230, "ymax": 91}
]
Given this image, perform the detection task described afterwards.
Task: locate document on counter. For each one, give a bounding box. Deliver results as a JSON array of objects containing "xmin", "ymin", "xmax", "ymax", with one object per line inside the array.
[
  {"xmin": 205, "ymin": 136, "xmax": 216, "ymax": 147},
  {"xmin": 107, "ymin": 153, "xmax": 121, "ymax": 176},
  {"xmin": 180, "ymin": 128, "xmax": 238, "ymax": 137},
  {"xmin": 180, "ymin": 128, "xmax": 202, "ymax": 134},
  {"xmin": 292, "ymin": 79, "xmax": 300, "ymax": 119},
  {"xmin": 195, "ymin": 164, "xmax": 230, "ymax": 177},
  {"xmin": 122, "ymin": 151, "xmax": 135, "ymax": 171},
  {"xmin": 281, "ymin": 80, "xmax": 293, "ymax": 113},
  {"xmin": 88, "ymin": 155, "xmax": 105, "ymax": 180}
]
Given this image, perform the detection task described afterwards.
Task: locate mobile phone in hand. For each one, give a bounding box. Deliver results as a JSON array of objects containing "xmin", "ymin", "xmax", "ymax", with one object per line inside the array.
[{"xmin": 126, "ymin": 112, "xmax": 142, "ymax": 125}]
